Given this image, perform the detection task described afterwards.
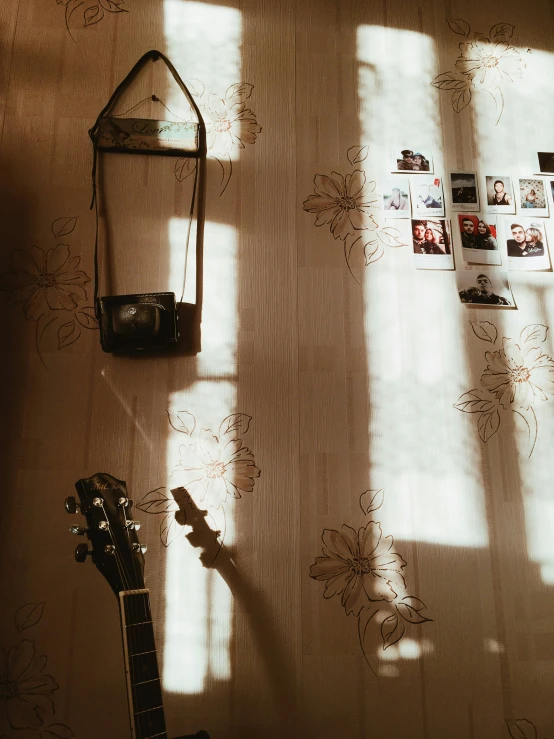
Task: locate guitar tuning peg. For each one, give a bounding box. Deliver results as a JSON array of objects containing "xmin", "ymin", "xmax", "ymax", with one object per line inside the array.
[
  {"xmin": 133, "ymin": 543, "xmax": 147, "ymax": 554},
  {"xmin": 74, "ymin": 543, "xmax": 91, "ymax": 563},
  {"xmin": 65, "ymin": 496, "xmax": 80, "ymax": 514},
  {"xmin": 69, "ymin": 525, "xmax": 87, "ymax": 536},
  {"xmin": 126, "ymin": 520, "xmax": 141, "ymax": 531}
]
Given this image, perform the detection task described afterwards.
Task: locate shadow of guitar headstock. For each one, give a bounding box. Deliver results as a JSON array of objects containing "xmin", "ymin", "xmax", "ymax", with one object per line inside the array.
[{"xmin": 171, "ymin": 487, "xmax": 223, "ymax": 566}]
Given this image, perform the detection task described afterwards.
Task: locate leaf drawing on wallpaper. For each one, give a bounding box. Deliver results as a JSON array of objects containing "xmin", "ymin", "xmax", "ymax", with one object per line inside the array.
[
  {"xmin": 0, "ymin": 603, "xmax": 74, "ymax": 739},
  {"xmin": 432, "ymin": 20, "xmax": 525, "ymax": 124},
  {"xmin": 174, "ymin": 81, "xmax": 262, "ymax": 196},
  {"xmin": 14, "ymin": 602, "xmax": 45, "ymax": 633},
  {"xmin": 303, "ymin": 147, "xmax": 407, "ymax": 283},
  {"xmin": 310, "ymin": 489, "xmax": 432, "ymax": 675},
  {"xmin": 57, "ymin": 0, "xmax": 128, "ymax": 41},
  {"xmin": 455, "ymin": 322, "xmax": 554, "ymax": 456},
  {"xmin": 0, "ymin": 218, "xmax": 97, "ymax": 368},
  {"xmin": 138, "ymin": 412, "xmax": 260, "ymax": 557},
  {"xmin": 470, "ymin": 319, "xmax": 498, "ymax": 344},
  {"xmin": 505, "ymin": 718, "xmax": 543, "ymax": 739}
]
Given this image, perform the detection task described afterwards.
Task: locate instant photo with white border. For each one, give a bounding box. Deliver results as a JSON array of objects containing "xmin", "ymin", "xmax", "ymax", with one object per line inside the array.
[
  {"xmin": 381, "ymin": 178, "xmax": 411, "ymax": 218},
  {"xmin": 450, "ymin": 172, "xmax": 480, "ymax": 212},
  {"xmin": 411, "ymin": 176, "xmax": 445, "ymax": 217},
  {"xmin": 501, "ymin": 217, "xmax": 551, "ymax": 271},
  {"xmin": 457, "ymin": 267, "xmax": 515, "ymax": 308},
  {"xmin": 390, "ymin": 148, "xmax": 434, "ymax": 174},
  {"xmin": 484, "ymin": 175, "xmax": 516, "ymax": 215},
  {"xmin": 457, "ymin": 214, "xmax": 501, "ymax": 266},
  {"xmin": 517, "ymin": 177, "xmax": 549, "ymax": 217},
  {"xmin": 411, "ymin": 218, "xmax": 454, "ymax": 270}
]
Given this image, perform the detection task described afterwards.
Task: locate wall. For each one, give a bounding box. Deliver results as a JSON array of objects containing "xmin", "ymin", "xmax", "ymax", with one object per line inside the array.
[{"xmin": 1, "ymin": 1, "xmax": 553, "ymax": 738}]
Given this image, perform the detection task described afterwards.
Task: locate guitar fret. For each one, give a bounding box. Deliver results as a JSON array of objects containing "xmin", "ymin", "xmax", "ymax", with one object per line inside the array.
[
  {"xmin": 135, "ymin": 704, "xmax": 164, "ymax": 715},
  {"xmin": 131, "ymin": 678, "xmax": 163, "ymax": 714},
  {"xmin": 126, "ymin": 622, "xmax": 156, "ymax": 656},
  {"xmin": 134, "ymin": 706, "xmax": 166, "ymax": 738},
  {"xmin": 129, "ymin": 650, "xmax": 159, "ymax": 685}
]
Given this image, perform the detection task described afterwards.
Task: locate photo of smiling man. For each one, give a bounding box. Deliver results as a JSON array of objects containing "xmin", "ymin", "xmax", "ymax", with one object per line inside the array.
[{"xmin": 504, "ymin": 218, "xmax": 551, "ymax": 271}]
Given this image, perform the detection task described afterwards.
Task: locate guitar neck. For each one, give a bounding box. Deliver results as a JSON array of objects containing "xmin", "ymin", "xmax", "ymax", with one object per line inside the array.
[{"xmin": 119, "ymin": 590, "xmax": 167, "ymax": 739}]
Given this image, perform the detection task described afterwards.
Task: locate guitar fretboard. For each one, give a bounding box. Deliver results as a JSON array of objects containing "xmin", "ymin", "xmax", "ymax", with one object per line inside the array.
[{"xmin": 120, "ymin": 590, "xmax": 167, "ymax": 739}]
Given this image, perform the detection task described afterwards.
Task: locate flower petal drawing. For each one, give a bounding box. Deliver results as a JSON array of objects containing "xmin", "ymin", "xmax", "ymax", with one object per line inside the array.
[{"xmin": 433, "ymin": 21, "xmax": 524, "ymax": 124}]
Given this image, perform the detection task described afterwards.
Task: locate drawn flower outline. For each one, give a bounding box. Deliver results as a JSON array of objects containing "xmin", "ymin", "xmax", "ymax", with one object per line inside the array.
[
  {"xmin": 174, "ymin": 428, "xmax": 260, "ymax": 510},
  {"xmin": 0, "ymin": 639, "xmax": 58, "ymax": 731},
  {"xmin": 0, "ymin": 244, "xmax": 89, "ymax": 322},
  {"xmin": 303, "ymin": 169, "xmax": 379, "ymax": 241},
  {"xmin": 310, "ymin": 522, "xmax": 407, "ymax": 616},
  {"xmin": 481, "ymin": 337, "xmax": 554, "ymax": 410},
  {"xmin": 456, "ymin": 39, "xmax": 524, "ymax": 89}
]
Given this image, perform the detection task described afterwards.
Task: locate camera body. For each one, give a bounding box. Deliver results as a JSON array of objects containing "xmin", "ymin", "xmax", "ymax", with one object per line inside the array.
[{"xmin": 96, "ymin": 292, "xmax": 178, "ymax": 353}]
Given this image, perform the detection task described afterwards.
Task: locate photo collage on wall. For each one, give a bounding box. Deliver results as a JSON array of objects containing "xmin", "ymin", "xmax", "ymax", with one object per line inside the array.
[{"xmin": 382, "ymin": 148, "xmax": 554, "ymax": 307}]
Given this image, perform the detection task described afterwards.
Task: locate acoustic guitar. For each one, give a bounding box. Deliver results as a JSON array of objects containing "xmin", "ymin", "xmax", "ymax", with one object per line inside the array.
[{"xmin": 66, "ymin": 472, "xmax": 210, "ymax": 739}]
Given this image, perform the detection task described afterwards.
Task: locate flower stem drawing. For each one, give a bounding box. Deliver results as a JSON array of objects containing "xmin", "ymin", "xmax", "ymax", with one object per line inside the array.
[
  {"xmin": 454, "ymin": 321, "xmax": 554, "ymax": 457},
  {"xmin": 57, "ymin": 0, "xmax": 129, "ymax": 41},
  {"xmin": 175, "ymin": 81, "xmax": 261, "ymax": 196},
  {"xmin": 309, "ymin": 489, "xmax": 432, "ymax": 674},
  {"xmin": 432, "ymin": 20, "xmax": 526, "ymax": 125},
  {"xmin": 1, "ymin": 602, "xmax": 74, "ymax": 739},
  {"xmin": 137, "ymin": 411, "xmax": 260, "ymax": 559},
  {"xmin": 303, "ymin": 147, "xmax": 407, "ymax": 283},
  {"xmin": 0, "ymin": 217, "xmax": 97, "ymax": 368}
]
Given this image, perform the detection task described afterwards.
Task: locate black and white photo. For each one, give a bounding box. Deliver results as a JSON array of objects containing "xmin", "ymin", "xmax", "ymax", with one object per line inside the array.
[
  {"xmin": 450, "ymin": 172, "xmax": 479, "ymax": 212},
  {"xmin": 457, "ymin": 268, "xmax": 514, "ymax": 307}
]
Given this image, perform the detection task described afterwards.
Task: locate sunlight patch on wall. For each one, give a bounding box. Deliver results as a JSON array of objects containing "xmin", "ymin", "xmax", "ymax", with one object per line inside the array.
[
  {"xmin": 163, "ymin": 0, "xmax": 242, "ymax": 694},
  {"xmin": 356, "ymin": 26, "xmax": 488, "ymax": 549}
]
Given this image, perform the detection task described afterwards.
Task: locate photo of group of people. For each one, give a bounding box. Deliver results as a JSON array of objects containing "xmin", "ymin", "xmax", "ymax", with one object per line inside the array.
[{"xmin": 382, "ymin": 149, "xmax": 553, "ymax": 293}]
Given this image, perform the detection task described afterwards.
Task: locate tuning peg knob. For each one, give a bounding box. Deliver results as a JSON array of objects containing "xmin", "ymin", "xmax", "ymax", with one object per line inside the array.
[
  {"xmin": 65, "ymin": 496, "xmax": 79, "ymax": 514},
  {"xmin": 69, "ymin": 525, "xmax": 87, "ymax": 536},
  {"xmin": 126, "ymin": 520, "xmax": 141, "ymax": 531},
  {"xmin": 74, "ymin": 543, "xmax": 91, "ymax": 563}
]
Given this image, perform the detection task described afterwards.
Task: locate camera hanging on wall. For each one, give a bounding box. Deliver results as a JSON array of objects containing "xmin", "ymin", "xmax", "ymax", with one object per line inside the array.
[{"xmin": 89, "ymin": 49, "xmax": 205, "ymax": 353}]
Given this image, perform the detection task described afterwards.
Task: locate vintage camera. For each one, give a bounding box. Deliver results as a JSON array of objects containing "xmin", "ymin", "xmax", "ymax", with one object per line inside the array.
[{"xmin": 96, "ymin": 292, "xmax": 179, "ymax": 353}]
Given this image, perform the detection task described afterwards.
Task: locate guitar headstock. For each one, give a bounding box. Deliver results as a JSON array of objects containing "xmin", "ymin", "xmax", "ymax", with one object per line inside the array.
[{"xmin": 67, "ymin": 473, "xmax": 146, "ymax": 596}]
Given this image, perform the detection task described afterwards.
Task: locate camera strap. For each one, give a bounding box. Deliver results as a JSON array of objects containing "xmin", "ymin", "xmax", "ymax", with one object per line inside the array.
[{"xmin": 89, "ymin": 49, "xmax": 204, "ymax": 311}]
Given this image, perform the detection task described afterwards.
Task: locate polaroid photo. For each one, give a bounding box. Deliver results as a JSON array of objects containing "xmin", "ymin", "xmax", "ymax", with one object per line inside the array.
[
  {"xmin": 457, "ymin": 214, "xmax": 501, "ymax": 266},
  {"xmin": 381, "ymin": 178, "xmax": 411, "ymax": 218},
  {"xmin": 450, "ymin": 172, "xmax": 480, "ymax": 212},
  {"xmin": 518, "ymin": 177, "xmax": 549, "ymax": 217},
  {"xmin": 391, "ymin": 148, "xmax": 433, "ymax": 174},
  {"xmin": 502, "ymin": 217, "xmax": 551, "ymax": 271},
  {"xmin": 537, "ymin": 152, "xmax": 554, "ymax": 174},
  {"xmin": 412, "ymin": 218, "xmax": 454, "ymax": 270},
  {"xmin": 457, "ymin": 267, "xmax": 515, "ymax": 308},
  {"xmin": 411, "ymin": 176, "xmax": 445, "ymax": 217},
  {"xmin": 485, "ymin": 176, "xmax": 515, "ymax": 214}
]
